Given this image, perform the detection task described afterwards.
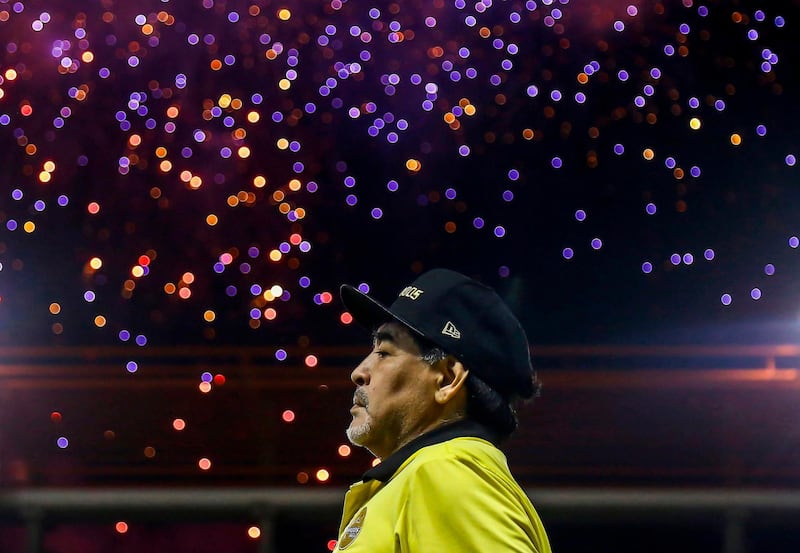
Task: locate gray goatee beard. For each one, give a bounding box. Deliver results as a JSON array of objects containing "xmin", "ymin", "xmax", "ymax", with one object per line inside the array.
[
  {"xmin": 347, "ymin": 388, "xmax": 371, "ymax": 445},
  {"xmin": 346, "ymin": 420, "xmax": 372, "ymax": 446}
]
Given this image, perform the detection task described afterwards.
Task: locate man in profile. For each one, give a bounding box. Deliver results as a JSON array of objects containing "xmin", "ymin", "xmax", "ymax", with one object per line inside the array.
[{"xmin": 334, "ymin": 268, "xmax": 550, "ymax": 552}]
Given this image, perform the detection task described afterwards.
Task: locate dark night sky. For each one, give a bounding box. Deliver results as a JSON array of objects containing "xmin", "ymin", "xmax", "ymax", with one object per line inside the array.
[{"xmin": 0, "ymin": 0, "xmax": 799, "ymax": 350}]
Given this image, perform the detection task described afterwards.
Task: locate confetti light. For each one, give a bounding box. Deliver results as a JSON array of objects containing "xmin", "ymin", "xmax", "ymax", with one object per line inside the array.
[
  {"xmin": 0, "ymin": 0, "xmax": 798, "ymax": 497},
  {"xmin": 115, "ymin": 522, "xmax": 129, "ymax": 534}
]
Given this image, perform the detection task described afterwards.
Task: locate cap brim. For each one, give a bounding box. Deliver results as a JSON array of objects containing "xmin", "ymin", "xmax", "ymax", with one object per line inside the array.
[{"xmin": 340, "ymin": 284, "xmax": 426, "ymax": 338}]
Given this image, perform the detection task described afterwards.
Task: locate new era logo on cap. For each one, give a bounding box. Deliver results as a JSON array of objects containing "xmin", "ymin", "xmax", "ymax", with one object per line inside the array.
[{"xmin": 441, "ymin": 321, "xmax": 461, "ymax": 339}]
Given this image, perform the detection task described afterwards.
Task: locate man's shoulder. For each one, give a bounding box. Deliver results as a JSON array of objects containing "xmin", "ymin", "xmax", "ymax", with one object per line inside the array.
[{"xmin": 395, "ymin": 435, "xmax": 507, "ymax": 480}]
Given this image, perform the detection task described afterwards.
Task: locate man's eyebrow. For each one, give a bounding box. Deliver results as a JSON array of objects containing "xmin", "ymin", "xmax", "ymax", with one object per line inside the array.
[{"xmin": 371, "ymin": 330, "xmax": 397, "ymax": 346}]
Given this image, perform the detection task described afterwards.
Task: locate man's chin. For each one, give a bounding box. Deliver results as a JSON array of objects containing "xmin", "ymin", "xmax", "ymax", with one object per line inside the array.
[{"xmin": 346, "ymin": 421, "xmax": 371, "ymax": 447}]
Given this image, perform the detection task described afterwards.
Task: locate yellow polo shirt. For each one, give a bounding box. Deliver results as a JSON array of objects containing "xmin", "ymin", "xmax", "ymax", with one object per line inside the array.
[{"xmin": 334, "ymin": 421, "xmax": 550, "ymax": 552}]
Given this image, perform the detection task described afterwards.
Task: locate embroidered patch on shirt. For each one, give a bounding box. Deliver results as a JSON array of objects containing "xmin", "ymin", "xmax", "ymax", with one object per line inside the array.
[{"xmin": 338, "ymin": 507, "xmax": 367, "ymax": 550}]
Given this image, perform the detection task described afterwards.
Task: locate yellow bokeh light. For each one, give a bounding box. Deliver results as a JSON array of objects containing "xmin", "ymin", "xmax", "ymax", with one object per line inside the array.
[
  {"xmin": 248, "ymin": 526, "xmax": 261, "ymax": 539},
  {"xmin": 189, "ymin": 176, "xmax": 203, "ymax": 189},
  {"xmin": 253, "ymin": 175, "xmax": 267, "ymax": 188},
  {"xmin": 689, "ymin": 117, "xmax": 701, "ymax": 130},
  {"xmin": 199, "ymin": 381, "xmax": 211, "ymax": 393},
  {"xmin": 278, "ymin": 8, "xmax": 291, "ymax": 20},
  {"xmin": 238, "ymin": 146, "xmax": 251, "ymax": 158},
  {"xmin": 23, "ymin": 221, "xmax": 35, "ymax": 233},
  {"xmin": 218, "ymin": 94, "xmax": 232, "ymax": 108},
  {"xmin": 247, "ymin": 111, "xmax": 260, "ymax": 123},
  {"xmin": 316, "ymin": 468, "xmax": 330, "ymax": 482},
  {"xmin": 38, "ymin": 171, "xmax": 51, "ymax": 183},
  {"xmin": 131, "ymin": 265, "xmax": 145, "ymax": 278},
  {"xmin": 43, "ymin": 160, "xmax": 56, "ymax": 172},
  {"xmin": 464, "ymin": 104, "xmax": 476, "ymax": 116},
  {"xmin": 4, "ymin": 68, "xmax": 17, "ymax": 81},
  {"xmin": 269, "ymin": 250, "xmax": 282, "ymax": 262},
  {"xmin": 89, "ymin": 257, "xmax": 102, "ymax": 270},
  {"xmin": 288, "ymin": 179, "xmax": 302, "ymax": 191},
  {"xmin": 278, "ymin": 78, "xmax": 291, "ymax": 90},
  {"xmin": 405, "ymin": 158, "xmax": 421, "ymax": 172},
  {"xmin": 276, "ymin": 138, "xmax": 289, "ymax": 150}
]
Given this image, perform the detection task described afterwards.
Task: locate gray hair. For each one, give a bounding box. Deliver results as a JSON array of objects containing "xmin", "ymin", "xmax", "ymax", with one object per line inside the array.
[{"xmin": 416, "ymin": 339, "xmax": 521, "ymax": 439}]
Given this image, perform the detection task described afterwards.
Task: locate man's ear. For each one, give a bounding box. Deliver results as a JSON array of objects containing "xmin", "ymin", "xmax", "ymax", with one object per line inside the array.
[{"xmin": 434, "ymin": 357, "xmax": 469, "ymax": 405}]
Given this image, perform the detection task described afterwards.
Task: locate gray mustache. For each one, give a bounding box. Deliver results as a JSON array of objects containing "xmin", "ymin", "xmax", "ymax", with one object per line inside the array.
[{"xmin": 353, "ymin": 388, "xmax": 369, "ymax": 408}]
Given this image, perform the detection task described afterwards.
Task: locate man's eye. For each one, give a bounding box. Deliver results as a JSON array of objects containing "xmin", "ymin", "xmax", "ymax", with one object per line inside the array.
[{"xmin": 374, "ymin": 350, "xmax": 388, "ymax": 358}]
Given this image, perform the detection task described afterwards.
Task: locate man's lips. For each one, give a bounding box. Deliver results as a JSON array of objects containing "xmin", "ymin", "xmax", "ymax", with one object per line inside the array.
[{"xmin": 353, "ymin": 389, "xmax": 368, "ymax": 408}]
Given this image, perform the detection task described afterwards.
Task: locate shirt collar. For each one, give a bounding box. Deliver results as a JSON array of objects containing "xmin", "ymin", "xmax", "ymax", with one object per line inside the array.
[{"xmin": 360, "ymin": 419, "xmax": 498, "ymax": 483}]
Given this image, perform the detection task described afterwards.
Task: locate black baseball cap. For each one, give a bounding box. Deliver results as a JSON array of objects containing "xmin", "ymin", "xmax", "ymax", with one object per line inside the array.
[{"xmin": 340, "ymin": 268, "xmax": 535, "ymax": 400}]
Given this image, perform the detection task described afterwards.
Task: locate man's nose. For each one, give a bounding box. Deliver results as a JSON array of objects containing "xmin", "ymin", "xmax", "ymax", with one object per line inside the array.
[{"xmin": 350, "ymin": 356, "xmax": 370, "ymax": 387}]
